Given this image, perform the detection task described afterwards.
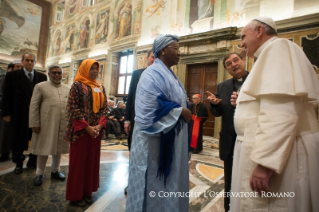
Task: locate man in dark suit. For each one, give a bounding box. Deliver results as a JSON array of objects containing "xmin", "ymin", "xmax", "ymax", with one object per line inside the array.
[
  {"xmin": 207, "ymin": 52, "xmax": 248, "ymax": 212},
  {"xmin": 113, "ymin": 101, "xmax": 125, "ymax": 134},
  {"xmin": 123, "ymin": 49, "xmax": 155, "ymax": 194},
  {"xmin": 2, "ymin": 52, "xmax": 47, "ymax": 174},
  {"xmin": 124, "ymin": 49, "xmax": 155, "ymax": 150}
]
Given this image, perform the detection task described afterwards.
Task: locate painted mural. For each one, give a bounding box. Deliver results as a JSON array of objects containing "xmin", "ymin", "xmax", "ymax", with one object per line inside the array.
[
  {"xmin": 79, "ymin": 18, "xmax": 90, "ymax": 49},
  {"xmin": 64, "ymin": 25, "xmax": 75, "ymax": 53},
  {"xmin": 53, "ymin": 30, "xmax": 62, "ymax": 56},
  {"xmin": 115, "ymin": 2, "xmax": 132, "ymax": 40},
  {"xmin": 0, "ymin": 0, "xmax": 42, "ymax": 58},
  {"xmin": 97, "ymin": 62, "xmax": 106, "ymax": 85},
  {"xmin": 95, "ymin": 10, "xmax": 110, "ymax": 44},
  {"xmin": 145, "ymin": 0, "xmax": 166, "ymax": 18},
  {"xmin": 67, "ymin": 0, "xmax": 77, "ymax": 18},
  {"xmin": 46, "ymin": 0, "xmax": 319, "ymax": 60},
  {"xmin": 189, "ymin": 0, "xmax": 215, "ymax": 33},
  {"xmin": 62, "ymin": 67, "xmax": 70, "ymax": 84}
]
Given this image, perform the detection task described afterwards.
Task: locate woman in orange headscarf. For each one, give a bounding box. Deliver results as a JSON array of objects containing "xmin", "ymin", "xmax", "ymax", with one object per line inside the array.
[{"xmin": 65, "ymin": 59, "xmax": 107, "ymax": 206}]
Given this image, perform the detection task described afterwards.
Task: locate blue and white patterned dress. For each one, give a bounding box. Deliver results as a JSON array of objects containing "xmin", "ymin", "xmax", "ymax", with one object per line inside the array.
[{"xmin": 125, "ymin": 59, "xmax": 189, "ymax": 212}]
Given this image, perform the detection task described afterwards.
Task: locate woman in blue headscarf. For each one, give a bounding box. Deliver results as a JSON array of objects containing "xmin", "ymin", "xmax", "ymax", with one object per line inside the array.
[{"xmin": 125, "ymin": 34, "xmax": 192, "ymax": 212}]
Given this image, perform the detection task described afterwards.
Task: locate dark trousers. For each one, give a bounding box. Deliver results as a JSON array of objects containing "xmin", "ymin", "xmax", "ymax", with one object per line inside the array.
[
  {"xmin": 108, "ymin": 120, "xmax": 121, "ymax": 136},
  {"xmin": 12, "ymin": 150, "xmax": 37, "ymax": 167},
  {"xmin": 224, "ymin": 155, "xmax": 233, "ymax": 212}
]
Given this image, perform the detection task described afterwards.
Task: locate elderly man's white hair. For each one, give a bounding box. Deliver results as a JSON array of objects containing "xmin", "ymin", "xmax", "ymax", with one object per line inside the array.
[
  {"xmin": 246, "ymin": 18, "xmax": 277, "ymax": 36},
  {"xmin": 48, "ymin": 64, "xmax": 63, "ymax": 73}
]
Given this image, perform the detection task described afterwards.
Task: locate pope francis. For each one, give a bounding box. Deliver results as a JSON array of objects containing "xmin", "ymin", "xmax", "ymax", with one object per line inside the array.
[{"xmin": 230, "ymin": 17, "xmax": 319, "ymax": 212}]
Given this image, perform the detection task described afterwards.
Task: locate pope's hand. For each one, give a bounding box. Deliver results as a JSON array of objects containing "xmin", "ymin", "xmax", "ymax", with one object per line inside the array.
[
  {"xmin": 206, "ymin": 91, "xmax": 222, "ymax": 105},
  {"xmin": 250, "ymin": 164, "xmax": 274, "ymax": 196}
]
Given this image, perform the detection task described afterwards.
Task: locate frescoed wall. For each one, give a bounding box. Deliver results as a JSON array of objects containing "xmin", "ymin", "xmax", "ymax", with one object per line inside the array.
[
  {"xmin": 46, "ymin": 0, "xmax": 319, "ymax": 58},
  {"xmin": 44, "ymin": 0, "xmax": 319, "ymax": 96},
  {"xmin": 0, "ymin": 0, "xmax": 42, "ymax": 58},
  {"xmin": 95, "ymin": 10, "xmax": 110, "ymax": 44}
]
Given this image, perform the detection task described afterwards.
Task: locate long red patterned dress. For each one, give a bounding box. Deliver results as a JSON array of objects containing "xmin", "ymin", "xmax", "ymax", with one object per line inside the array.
[{"xmin": 65, "ymin": 81, "xmax": 107, "ymax": 201}]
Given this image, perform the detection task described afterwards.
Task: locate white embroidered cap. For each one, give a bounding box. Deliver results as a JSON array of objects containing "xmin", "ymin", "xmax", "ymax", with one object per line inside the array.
[{"xmin": 253, "ymin": 16, "xmax": 277, "ymax": 33}]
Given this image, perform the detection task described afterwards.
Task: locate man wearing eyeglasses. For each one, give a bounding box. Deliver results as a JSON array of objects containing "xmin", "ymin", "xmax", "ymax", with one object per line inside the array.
[
  {"xmin": 29, "ymin": 65, "xmax": 70, "ymax": 186},
  {"xmin": 2, "ymin": 52, "xmax": 47, "ymax": 175},
  {"xmin": 206, "ymin": 52, "xmax": 248, "ymax": 212}
]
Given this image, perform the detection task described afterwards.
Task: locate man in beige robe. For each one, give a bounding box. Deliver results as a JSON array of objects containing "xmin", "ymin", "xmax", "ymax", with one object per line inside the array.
[
  {"xmin": 29, "ymin": 65, "xmax": 70, "ymax": 186},
  {"xmin": 230, "ymin": 17, "xmax": 319, "ymax": 212}
]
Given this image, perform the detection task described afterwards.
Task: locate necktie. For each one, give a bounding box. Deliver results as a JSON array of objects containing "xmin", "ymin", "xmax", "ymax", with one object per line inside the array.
[{"xmin": 28, "ymin": 73, "xmax": 32, "ymax": 82}]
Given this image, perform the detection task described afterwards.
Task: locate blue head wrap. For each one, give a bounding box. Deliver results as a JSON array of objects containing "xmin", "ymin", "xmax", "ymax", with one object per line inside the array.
[{"xmin": 152, "ymin": 34, "xmax": 179, "ymax": 58}]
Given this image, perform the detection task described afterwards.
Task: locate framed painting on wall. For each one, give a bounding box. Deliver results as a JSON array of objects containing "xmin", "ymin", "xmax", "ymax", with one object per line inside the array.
[{"xmin": 0, "ymin": 0, "xmax": 50, "ymax": 67}]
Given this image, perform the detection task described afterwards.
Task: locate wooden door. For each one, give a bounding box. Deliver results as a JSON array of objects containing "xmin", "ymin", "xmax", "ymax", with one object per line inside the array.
[{"xmin": 187, "ymin": 63, "xmax": 218, "ymax": 137}]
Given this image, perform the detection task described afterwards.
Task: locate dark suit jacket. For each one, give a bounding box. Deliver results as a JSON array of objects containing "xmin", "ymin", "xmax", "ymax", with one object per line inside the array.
[
  {"xmin": 124, "ymin": 68, "xmax": 145, "ymax": 124},
  {"xmin": 113, "ymin": 107, "xmax": 125, "ymax": 120},
  {"xmin": 209, "ymin": 78, "xmax": 236, "ymax": 161},
  {"xmin": 1, "ymin": 69, "xmax": 47, "ymax": 151},
  {"xmin": 0, "ymin": 74, "xmax": 5, "ymax": 105}
]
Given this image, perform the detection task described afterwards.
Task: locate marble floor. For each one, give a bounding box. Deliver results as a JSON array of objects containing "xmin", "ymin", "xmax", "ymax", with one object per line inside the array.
[{"xmin": 0, "ymin": 136, "xmax": 226, "ymax": 212}]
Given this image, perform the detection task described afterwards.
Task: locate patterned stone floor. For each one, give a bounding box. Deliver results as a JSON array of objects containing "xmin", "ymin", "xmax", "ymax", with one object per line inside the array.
[{"xmin": 0, "ymin": 136, "xmax": 225, "ymax": 212}]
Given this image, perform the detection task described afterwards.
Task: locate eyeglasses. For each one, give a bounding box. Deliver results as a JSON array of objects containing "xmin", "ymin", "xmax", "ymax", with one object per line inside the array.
[
  {"xmin": 167, "ymin": 46, "xmax": 181, "ymax": 53},
  {"xmin": 50, "ymin": 71, "xmax": 62, "ymax": 75}
]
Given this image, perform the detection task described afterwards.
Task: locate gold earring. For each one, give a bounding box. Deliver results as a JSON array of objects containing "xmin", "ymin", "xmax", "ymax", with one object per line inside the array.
[{"xmin": 162, "ymin": 52, "xmax": 165, "ymax": 55}]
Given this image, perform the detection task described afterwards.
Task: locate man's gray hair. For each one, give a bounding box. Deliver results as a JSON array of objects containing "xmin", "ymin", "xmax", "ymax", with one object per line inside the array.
[
  {"xmin": 247, "ymin": 20, "xmax": 277, "ymax": 36},
  {"xmin": 48, "ymin": 64, "xmax": 63, "ymax": 73},
  {"xmin": 22, "ymin": 52, "xmax": 37, "ymax": 62},
  {"xmin": 146, "ymin": 49, "xmax": 152, "ymax": 57},
  {"xmin": 117, "ymin": 101, "xmax": 124, "ymax": 107}
]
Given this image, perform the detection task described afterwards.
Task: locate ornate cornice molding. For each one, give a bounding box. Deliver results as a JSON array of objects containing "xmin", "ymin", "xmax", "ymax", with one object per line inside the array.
[{"xmin": 178, "ymin": 27, "xmax": 238, "ymax": 46}]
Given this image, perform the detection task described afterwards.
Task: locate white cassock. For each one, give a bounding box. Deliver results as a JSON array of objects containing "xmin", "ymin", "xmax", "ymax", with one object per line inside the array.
[{"xmin": 230, "ymin": 37, "xmax": 319, "ymax": 212}]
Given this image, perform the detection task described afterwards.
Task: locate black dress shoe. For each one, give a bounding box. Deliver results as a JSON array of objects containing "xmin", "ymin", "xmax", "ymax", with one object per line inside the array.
[
  {"xmin": 124, "ymin": 186, "xmax": 128, "ymax": 195},
  {"xmin": 70, "ymin": 199, "xmax": 86, "ymax": 207},
  {"xmin": 33, "ymin": 175, "xmax": 44, "ymax": 186},
  {"xmin": 51, "ymin": 171, "xmax": 65, "ymax": 181},
  {"xmin": 83, "ymin": 196, "xmax": 93, "ymax": 204},
  {"xmin": 13, "ymin": 166, "xmax": 23, "ymax": 175}
]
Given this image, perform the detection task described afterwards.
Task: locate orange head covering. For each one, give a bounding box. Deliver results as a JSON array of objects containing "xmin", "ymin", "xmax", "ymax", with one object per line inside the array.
[{"xmin": 74, "ymin": 59, "xmax": 105, "ymax": 113}]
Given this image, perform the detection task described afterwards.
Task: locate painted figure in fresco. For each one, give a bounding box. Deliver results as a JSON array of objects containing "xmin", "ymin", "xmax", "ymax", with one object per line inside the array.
[
  {"xmin": 54, "ymin": 31, "xmax": 61, "ymax": 56},
  {"xmin": 0, "ymin": 19, "xmax": 4, "ymax": 35},
  {"xmin": 79, "ymin": 19, "xmax": 90, "ymax": 48},
  {"xmin": 103, "ymin": 12, "xmax": 108, "ymax": 36},
  {"xmin": 133, "ymin": 21, "xmax": 141, "ymax": 34},
  {"xmin": 198, "ymin": 0, "xmax": 215, "ymax": 19},
  {"xmin": 170, "ymin": 22, "xmax": 183, "ymax": 34},
  {"xmin": 65, "ymin": 26, "xmax": 74, "ymax": 53},
  {"xmin": 151, "ymin": 26, "xmax": 161, "ymax": 39},
  {"xmin": 146, "ymin": 0, "xmax": 166, "ymax": 18},
  {"xmin": 68, "ymin": 0, "xmax": 77, "ymax": 15},
  {"xmin": 116, "ymin": 2, "xmax": 132, "ymax": 40},
  {"xmin": 95, "ymin": 12, "xmax": 109, "ymax": 43}
]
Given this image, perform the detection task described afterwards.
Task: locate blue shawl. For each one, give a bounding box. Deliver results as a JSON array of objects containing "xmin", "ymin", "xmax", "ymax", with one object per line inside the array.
[{"xmin": 135, "ymin": 59, "xmax": 190, "ymax": 186}]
